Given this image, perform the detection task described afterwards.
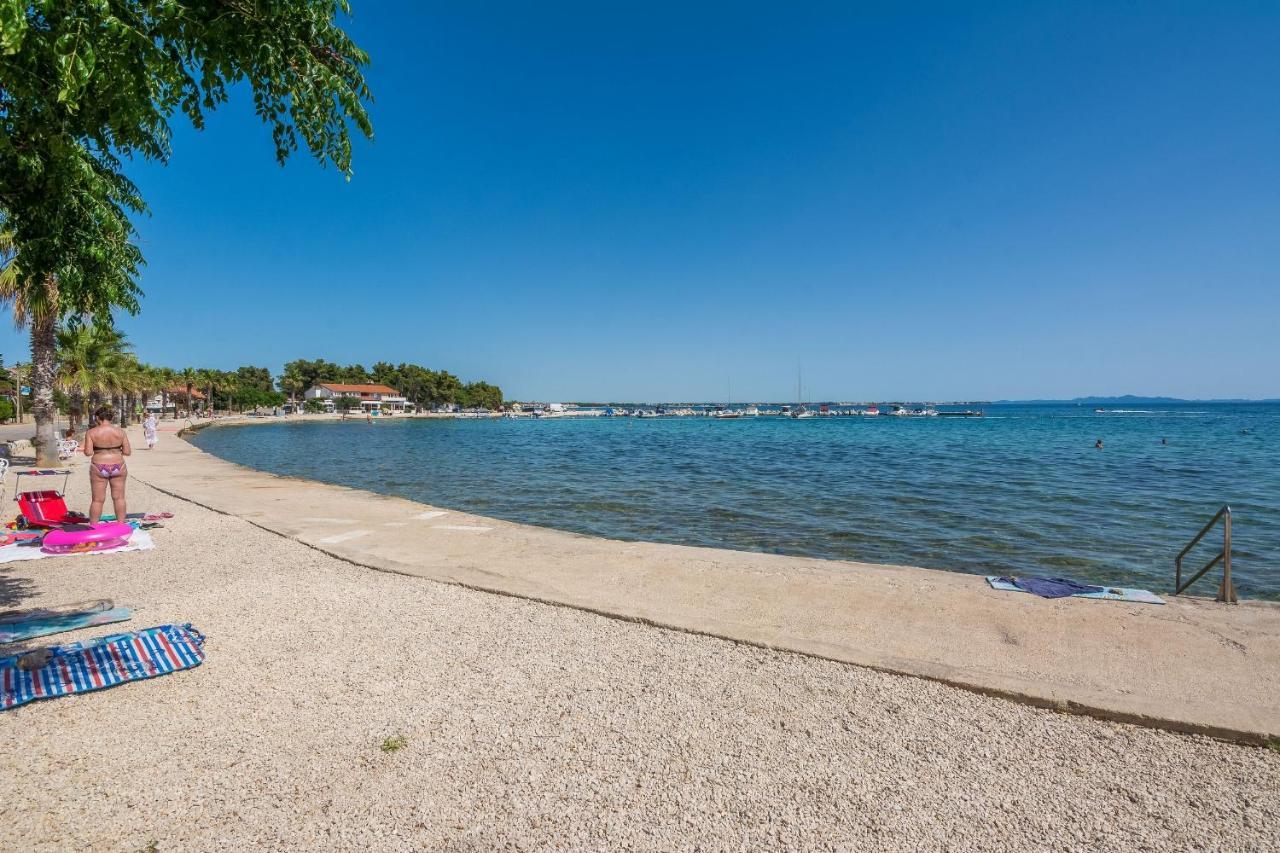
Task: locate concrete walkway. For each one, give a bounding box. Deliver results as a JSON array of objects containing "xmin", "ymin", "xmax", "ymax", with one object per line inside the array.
[{"xmin": 132, "ymin": 422, "xmax": 1279, "ymax": 743}]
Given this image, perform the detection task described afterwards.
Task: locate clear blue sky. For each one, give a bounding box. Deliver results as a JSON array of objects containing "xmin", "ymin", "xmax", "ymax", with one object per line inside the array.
[{"xmin": 3, "ymin": 1, "xmax": 1277, "ymax": 401}]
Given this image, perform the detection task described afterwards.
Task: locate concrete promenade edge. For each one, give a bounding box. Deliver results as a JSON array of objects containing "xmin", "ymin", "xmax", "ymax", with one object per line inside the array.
[{"xmin": 132, "ymin": 419, "xmax": 1279, "ymax": 744}]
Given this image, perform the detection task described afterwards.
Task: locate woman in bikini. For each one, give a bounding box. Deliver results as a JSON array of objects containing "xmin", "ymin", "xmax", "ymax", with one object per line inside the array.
[{"xmin": 83, "ymin": 406, "xmax": 132, "ymax": 525}]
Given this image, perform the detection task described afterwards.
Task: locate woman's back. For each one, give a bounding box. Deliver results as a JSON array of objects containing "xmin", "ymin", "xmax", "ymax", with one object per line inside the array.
[
  {"xmin": 83, "ymin": 407, "xmax": 130, "ymax": 524},
  {"xmin": 86, "ymin": 424, "xmax": 126, "ymax": 456}
]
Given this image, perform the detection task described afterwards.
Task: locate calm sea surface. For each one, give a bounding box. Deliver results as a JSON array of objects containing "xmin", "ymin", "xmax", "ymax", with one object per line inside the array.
[{"xmin": 190, "ymin": 404, "xmax": 1280, "ymax": 599}]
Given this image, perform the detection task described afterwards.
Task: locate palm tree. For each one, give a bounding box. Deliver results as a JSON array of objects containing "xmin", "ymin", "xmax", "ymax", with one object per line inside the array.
[
  {"xmin": 101, "ymin": 348, "xmax": 140, "ymax": 425},
  {"xmin": 208, "ymin": 369, "xmax": 235, "ymax": 415},
  {"xmin": 199, "ymin": 368, "xmax": 220, "ymax": 417},
  {"xmin": 6, "ymin": 362, "xmax": 29, "ymax": 423},
  {"xmin": 0, "ymin": 230, "xmax": 61, "ymax": 464},
  {"xmin": 156, "ymin": 367, "xmax": 177, "ymax": 419},
  {"xmin": 135, "ymin": 364, "xmax": 165, "ymax": 423},
  {"xmin": 178, "ymin": 367, "xmax": 199, "ymax": 418},
  {"xmin": 55, "ymin": 325, "xmax": 100, "ymax": 433},
  {"xmin": 55, "ymin": 323, "xmax": 136, "ymax": 430},
  {"xmin": 123, "ymin": 359, "xmax": 151, "ymax": 424}
]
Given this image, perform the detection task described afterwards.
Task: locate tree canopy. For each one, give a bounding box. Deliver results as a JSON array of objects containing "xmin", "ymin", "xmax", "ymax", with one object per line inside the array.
[
  {"xmin": 280, "ymin": 358, "xmax": 504, "ymax": 410},
  {"xmin": 0, "ymin": 1, "xmax": 373, "ymax": 319}
]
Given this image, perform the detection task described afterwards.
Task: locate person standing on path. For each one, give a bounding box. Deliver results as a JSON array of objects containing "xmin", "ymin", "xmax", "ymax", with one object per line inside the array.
[
  {"xmin": 143, "ymin": 413, "xmax": 158, "ymax": 450},
  {"xmin": 83, "ymin": 407, "xmax": 131, "ymax": 525}
]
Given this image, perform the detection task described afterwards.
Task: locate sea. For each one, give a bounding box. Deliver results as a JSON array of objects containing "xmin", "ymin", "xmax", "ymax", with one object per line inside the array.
[{"xmin": 189, "ymin": 403, "xmax": 1280, "ymax": 600}]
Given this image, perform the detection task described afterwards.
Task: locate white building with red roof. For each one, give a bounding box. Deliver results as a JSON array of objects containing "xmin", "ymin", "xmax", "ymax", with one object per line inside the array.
[{"xmin": 303, "ymin": 383, "xmax": 414, "ymax": 415}]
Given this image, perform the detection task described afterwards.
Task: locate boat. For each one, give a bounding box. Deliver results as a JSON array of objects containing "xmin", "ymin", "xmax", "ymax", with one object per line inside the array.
[
  {"xmin": 789, "ymin": 368, "xmax": 815, "ymax": 417},
  {"xmin": 862, "ymin": 406, "xmax": 880, "ymax": 416},
  {"xmin": 937, "ymin": 409, "xmax": 983, "ymax": 417}
]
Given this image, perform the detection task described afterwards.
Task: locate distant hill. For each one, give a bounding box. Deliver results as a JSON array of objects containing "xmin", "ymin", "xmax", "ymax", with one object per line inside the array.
[{"xmin": 998, "ymin": 395, "xmax": 1280, "ymax": 405}]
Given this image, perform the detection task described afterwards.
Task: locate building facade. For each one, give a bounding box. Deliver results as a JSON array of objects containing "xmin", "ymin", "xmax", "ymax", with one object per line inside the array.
[{"xmin": 303, "ymin": 383, "xmax": 415, "ymax": 415}]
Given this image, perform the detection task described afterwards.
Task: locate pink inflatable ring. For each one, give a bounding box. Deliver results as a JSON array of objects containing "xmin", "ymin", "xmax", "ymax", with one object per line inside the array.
[{"xmin": 42, "ymin": 522, "xmax": 133, "ymax": 555}]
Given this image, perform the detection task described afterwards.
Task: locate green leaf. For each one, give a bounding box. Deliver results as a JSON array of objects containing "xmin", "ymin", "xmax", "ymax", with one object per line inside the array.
[
  {"xmin": 53, "ymin": 30, "xmax": 96, "ymax": 106},
  {"xmin": 0, "ymin": 0, "xmax": 27, "ymax": 54}
]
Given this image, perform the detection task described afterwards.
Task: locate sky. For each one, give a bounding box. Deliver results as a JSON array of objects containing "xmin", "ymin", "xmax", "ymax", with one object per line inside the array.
[{"xmin": 3, "ymin": 1, "xmax": 1278, "ymax": 402}]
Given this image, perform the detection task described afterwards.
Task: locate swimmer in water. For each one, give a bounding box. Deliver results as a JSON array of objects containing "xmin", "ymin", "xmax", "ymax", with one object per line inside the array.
[
  {"xmin": 1095, "ymin": 439, "xmax": 1104, "ymax": 450},
  {"xmin": 1161, "ymin": 437, "xmax": 1168, "ymax": 445}
]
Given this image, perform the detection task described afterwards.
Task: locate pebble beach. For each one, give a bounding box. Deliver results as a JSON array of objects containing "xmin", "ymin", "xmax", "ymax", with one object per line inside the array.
[{"xmin": 0, "ymin": 453, "xmax": 1277, "ymax": 851}]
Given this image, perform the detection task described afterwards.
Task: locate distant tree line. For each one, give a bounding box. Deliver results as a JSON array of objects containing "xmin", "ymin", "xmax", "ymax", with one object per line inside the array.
[
  {"xmin": 278, "ymin": 359, "xmax": 503, "ymax": 410},
  {"xmin": 1, "ymin": 322, "xmax": 290, "ymax": 425},
  {"xmin": 2, "ymin": 329, "xmax": 504, "ymax": 428}
]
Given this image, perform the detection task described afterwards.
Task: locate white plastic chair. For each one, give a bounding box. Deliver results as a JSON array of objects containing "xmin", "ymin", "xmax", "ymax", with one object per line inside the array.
[{"xmin": 57, "ymin": 438, "xmax": 79, "ymax": 461}]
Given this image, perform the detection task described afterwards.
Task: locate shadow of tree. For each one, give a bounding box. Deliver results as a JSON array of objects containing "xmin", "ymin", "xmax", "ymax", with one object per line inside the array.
[{"xmin": 0, "ymin": 570, "xmax": 37, "ymax": 610}]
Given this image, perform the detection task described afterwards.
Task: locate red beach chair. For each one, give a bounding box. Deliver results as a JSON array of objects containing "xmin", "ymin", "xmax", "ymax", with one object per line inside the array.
[{"xmin": 13, "ymin": 470, "xmax": 90, "ymax": 529}]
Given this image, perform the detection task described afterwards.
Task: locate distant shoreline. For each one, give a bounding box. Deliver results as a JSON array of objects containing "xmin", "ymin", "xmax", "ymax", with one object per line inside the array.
[{"xmin": 997, "ymin": 397, "xmax": 1280, "ymax": 405}]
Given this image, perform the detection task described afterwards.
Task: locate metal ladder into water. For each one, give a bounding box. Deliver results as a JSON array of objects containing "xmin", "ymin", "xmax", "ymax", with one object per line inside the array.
[{"xmin": 1174, "ymin": 505, "xmax": 1236, "ymax": 603}]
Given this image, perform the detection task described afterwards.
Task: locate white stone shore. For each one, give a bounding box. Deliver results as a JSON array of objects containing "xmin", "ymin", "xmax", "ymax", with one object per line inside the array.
[{"xmin": 0, "ymin": 454, "xmax": 1277, "ymax": 850}]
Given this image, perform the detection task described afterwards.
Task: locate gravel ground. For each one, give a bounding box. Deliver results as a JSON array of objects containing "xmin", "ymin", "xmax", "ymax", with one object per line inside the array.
[{"xmin": 0, "ymin": 473, "xmax": 1277, "ymax": 852}]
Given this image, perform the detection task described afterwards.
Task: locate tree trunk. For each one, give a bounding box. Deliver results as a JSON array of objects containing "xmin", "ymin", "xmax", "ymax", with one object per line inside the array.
[
  {"xmin": 30, "ymin": 314, "xmax": 58, "ymax": 466},
  {"xmin": 68, "ymin": 390, "xmax": 84, "ymax": 434}
]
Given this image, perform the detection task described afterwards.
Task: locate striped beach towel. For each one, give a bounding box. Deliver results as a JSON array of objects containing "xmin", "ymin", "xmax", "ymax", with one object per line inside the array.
[{"xmin": 0, "ymin": 624, "xmax": 205, "ymax": 711}]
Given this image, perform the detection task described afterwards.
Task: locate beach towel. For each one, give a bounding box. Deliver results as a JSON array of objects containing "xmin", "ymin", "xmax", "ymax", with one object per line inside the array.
[
  {"xmin": 0, "ymin": 528, "xmax": 154, "ymax": 564},
  {"xmin": 0, "ymin": 624, "xmax": 205, "ymax": 711},
  {"xmin": 987, "ymin": 576, "xmax": 1165, "ymax": 605},
  {"xmin": 1003, "ymin": 576, "xmax": 1103, "ymax": 599},
  {"xmin": 0, "ymin": 599, "xmax": 112, "ymax": 623},
  {"xmin": 0, "ymin": 604, "xmax": 132, "ymax": 645}
]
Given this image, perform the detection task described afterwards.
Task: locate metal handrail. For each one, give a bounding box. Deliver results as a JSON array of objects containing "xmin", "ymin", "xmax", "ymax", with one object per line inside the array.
[{"xmin": 1174, "ymin": 505, "xmax": 1235, "ymax": 603}]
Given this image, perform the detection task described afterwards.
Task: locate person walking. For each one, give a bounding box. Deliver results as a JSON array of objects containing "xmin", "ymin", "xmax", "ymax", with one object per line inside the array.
[{"xmin": 143, "ymin": 413, "xmax": 159, "ymax": 450}]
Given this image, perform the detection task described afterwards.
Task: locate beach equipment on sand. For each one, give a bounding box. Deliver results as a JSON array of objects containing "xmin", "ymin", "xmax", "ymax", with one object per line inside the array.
[
  {"xmin": 0, "ymin": 601, "xmax": 132, "ymax": 645},
  {"xmin": 0, "ymin": 528, "xmax": 154, "ymax": 565},
  {"xmin": 98, "ymin": 512, "xmax": 172, "ymax": 523},
  {"xmin": 1, "ymin": 624, "xmax": 205, "ymax": 711},
  {"xmin": 996, "ymin": 576, "xmax": 1103, "ymax": 599},
  {"xmin": 0, "ymin": 599, "xmax": 112, "ymax": 623},
  {"xmin": 987, "ymin": 576, "xmax": 1164, "ymax": 605},
  {"xmin": 41, "ymin": 522, "xmax": 133, "ymax": 555},
  {"xmin": 12, "ymin": 470, "xmax": 89, "ymax": 529}
]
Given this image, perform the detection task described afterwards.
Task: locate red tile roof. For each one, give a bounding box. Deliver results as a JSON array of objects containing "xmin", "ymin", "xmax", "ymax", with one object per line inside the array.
[
  {"xmin": 316, "ymin": 383, "xmax": 399, "ymax": 395},
  {"xmin": 166, "ymin": 386, "xmax": 206, "ymax": 399}
]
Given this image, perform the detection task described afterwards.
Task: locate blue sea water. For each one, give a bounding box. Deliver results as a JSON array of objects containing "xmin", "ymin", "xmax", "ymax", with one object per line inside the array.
[{"xmin": 189, "ymin": 404, "xmax": 1280, "ymax": 600}]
